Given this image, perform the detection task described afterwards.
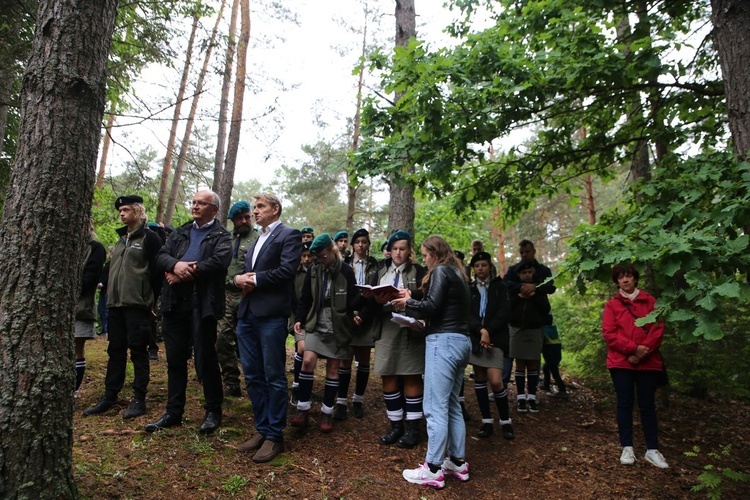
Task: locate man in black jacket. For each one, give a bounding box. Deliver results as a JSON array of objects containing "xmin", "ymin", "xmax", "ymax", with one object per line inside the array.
[
  {"xmin": 145, "ymin": 190, "xmax": 232, "ymax": 434},
  {"xmin": 84, "ymin": 195, "xmax": 163, "ymax": 419}
]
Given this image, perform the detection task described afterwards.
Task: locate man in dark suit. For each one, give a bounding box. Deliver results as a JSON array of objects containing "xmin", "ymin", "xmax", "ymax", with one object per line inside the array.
[{"xmin": 233, "ymin": 193, "xmax": 302, "ymax": 463}]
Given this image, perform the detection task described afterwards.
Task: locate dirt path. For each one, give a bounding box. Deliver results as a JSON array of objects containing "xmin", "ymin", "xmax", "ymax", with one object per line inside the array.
[{"xmin": 73, "ymin": 338, "xmax": 750, "ymax": 498}]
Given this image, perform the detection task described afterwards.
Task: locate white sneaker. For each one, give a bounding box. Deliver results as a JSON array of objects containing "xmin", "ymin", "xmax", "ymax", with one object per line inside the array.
[
  {"xmin": 620, "ymin": 446, "xmax": 636, "ymax": 465},
  {"xmin": 442, "ymin": 457, "xmax": 470, "ymax": 482},
  {"xmin": 644, "ymin": 449, "xmax": 669, "ymax": 469},
  {"xmin": 402, "ymin": 462, "xmax": 445, "ymax": 489}
]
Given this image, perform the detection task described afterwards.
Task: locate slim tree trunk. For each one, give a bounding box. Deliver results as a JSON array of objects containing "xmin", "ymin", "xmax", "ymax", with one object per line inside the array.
[
  {"xmin": 491, "ymin": 206, "xmax": 507, "ymax": 276},
  {"xmin": 218, "ymin": 0, "xmax": 250, "ymax": 221},
  {"xmin": 156, "ymin": 11, "xmax": 199, "ymax": 223},
  {"xmin": 711, "ymin": 0, "xmax": 750, "ymax": 158},
  {"xmin": 164, "ymin": 0, "xmax": 227, "ymax": 225},
  {"xmin": 387, "ymin": 0, "xmax": 416, "ymax": 235},
  {"xmin": 0, "ymin": 0, "xmax": 118, "ymax": 496},
  {"xmin": 212, "ymin": 0, "xmax": 240, "ymax": 192},
  {"xmin": 346, "ymin": 7, "xmax": 369, "ymax": 232},
  {"xmin": 583, "ymin": 175, "xmax": 596, "ymax": 224},
  {"xmin": 96, "ymin": 109, "xmax": 115, "ymax": 189}
]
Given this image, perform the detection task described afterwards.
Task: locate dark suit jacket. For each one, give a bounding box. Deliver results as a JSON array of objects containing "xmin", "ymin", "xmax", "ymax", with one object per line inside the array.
[{"xmin": 237, "ymin": 222, "xmax": 302, "ymax": 319}]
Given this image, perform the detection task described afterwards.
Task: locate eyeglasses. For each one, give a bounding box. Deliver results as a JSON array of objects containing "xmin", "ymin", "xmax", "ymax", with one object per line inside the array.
[{"xmin": 191, "ymin": 200, "xmax": 216, "ymax": 207}]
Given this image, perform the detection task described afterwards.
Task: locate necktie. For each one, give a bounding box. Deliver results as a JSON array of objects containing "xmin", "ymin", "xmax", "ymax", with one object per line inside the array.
[
  {"xmin": 478, "ymin": 281, "xmax": 488, "ymax": 318},
  {"xmin": 357, "ymin": 260, "xmax": 365, "ymax": 285},
  {"xmin": 393, "ymin": 269, "xmax": 400, "ymax": 288}
]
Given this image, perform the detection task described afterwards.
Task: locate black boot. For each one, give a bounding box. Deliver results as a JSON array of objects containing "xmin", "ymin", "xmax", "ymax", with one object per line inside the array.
[
  {"xmin": 477, "ymin": 422, "xmax": 494, "ymax": 438},
  {"xmin": 379, "ymin": 420, "xmax": 404, "ymax": 445},
  {"xmin": 397, "ymin": 419, "xmax": 421, "ymax": 449}
]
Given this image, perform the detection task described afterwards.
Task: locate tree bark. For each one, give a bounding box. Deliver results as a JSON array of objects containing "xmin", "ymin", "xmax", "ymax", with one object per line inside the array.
[
  {"xmin": 218, "ymin": 0, "xmax": 250, "ymax": 221},
  {"xmin": 164, "ymin": 0, "xmax": 227, "ymax": 225},
  {"xmin": 346, "ymin": 7, "xmax": 369, "ymax": 232},
  {"xmin": 96, "ymin": 109, "xmax": 115, "ymax": 189},
  {"xmin": 711, "ymin": 0, "xmax": 750, "ymax": 158},
  {"xmin": 156, "ymin": 11, "xmax": 199, "ymax": 223},
  {"xmin": 212, "ymin": 0, "xmax": 240, "ymax": 193},
  {"xmin": 491, "ymin": 206, "xmax": 507, "ymax": 276},
  {"xmin": 583, "ymin": 175, "xmax": 596, "ymax": 224},
  {"xmin": 387, "ymin": 0, "xmax": 416, "ymax": 236},
  {"xmin": 0, "ymin": 0, "xmax": 118, "ymax": 497}
]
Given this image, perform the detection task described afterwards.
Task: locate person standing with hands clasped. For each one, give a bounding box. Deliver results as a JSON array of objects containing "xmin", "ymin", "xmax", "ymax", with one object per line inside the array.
[
  {"xmin": 392, "ymin": 236, "xmax": 472, "ymax": 490},
  {"xmin": 602, "ymin": 264, "xmax": 668, "ymax": 469}
]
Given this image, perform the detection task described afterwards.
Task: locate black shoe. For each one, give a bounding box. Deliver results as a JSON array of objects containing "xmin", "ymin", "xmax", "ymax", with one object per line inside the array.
[
  {"xmin": 83, "ymin": 396, "xmax": 117, "ymax": 416},
  {"xmin": 122, "ymin": 398, "xmax": 146, "ymax": 419},
  {"xmin": 148, "ymin": 349, "xmax": 159, "ymax": 361},
  {"xmin": 501, "ymin": 423, "xmax": 516, "ymax": 440},
  {"xmin": 379, "ymin": 420, "xmax": 404, "ymax": 445},
  {"xmin": 517, "ymin": 399, "xmax": 528, "ymax": 413},
  {"xmin": 477, "ymin": 422, "xmax": 494, "ymax": 438},
  {"xmin": 145, "ymin": 413, "xmax": 182, "ymax": 433},
  {"xmin": 289, "ymin": 387, "xmax": 299, "ymax": 405},
  {"xmin": 225, "ymin": 386, "xmax": 242, "ymax": 398},
  {"xmin": 397, "ymin": 420, "xmax": 421, "ymax": 449},
  {"xmin": 351, "ymin": 402, "xmax": 365, "ymax": 418},
  {"xmin": 528, "ymin": 399, "xmax": 539, "ymax": 413},
  {"xmin": 461, "ymin": 402, "xmax": 472, "ymax": 422},
  {"xmin": 553, "ymin": 390, "xmax": 569, "ymax": 401},
  {"xmin": 332, "ymin": 403, "xmax": 348, "ymax": 421},
  {"xmin": 199, "ymin": 411, "xmax": 222, "ymax": 434}
]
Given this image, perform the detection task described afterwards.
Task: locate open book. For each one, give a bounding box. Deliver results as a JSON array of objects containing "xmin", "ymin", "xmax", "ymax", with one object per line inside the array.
[
  {"xmin": 391, "ymin": 312, "xmax": 425, "ymax": 331},
  {"xmin": 355, "ymin": 283, "xmax": 400, "ymax": 298}
]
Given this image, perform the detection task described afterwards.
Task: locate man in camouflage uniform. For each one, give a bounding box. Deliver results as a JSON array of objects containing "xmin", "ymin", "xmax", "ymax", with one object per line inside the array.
[{"xmin": 216, "ymin": 201, "xmax": 257, "ymax": 397}]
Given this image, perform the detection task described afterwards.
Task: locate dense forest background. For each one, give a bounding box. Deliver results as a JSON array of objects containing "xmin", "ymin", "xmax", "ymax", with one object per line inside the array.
[{"xmin": 1, "ymin": 0, "xmax": 750, "ymax": 496}]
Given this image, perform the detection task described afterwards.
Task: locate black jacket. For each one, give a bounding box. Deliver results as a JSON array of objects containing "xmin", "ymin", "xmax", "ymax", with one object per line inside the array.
[
  {"xmin": 76, "ymin": 240, "xmax": 106, "ymax": 321},
  {"xmin": 406, "ymin": 264, "xmax": 470, "ymax": 335},
  {"xmin": 156, "ymin": 219, "xmax": 232, "ymax": 320},
  {"xmin": 508, "ymin": 288, "xmax": 552, "ymax": 329},
  {"xmin": 469, "ymin": 277, "xmax": 510, "ymax": 354}
]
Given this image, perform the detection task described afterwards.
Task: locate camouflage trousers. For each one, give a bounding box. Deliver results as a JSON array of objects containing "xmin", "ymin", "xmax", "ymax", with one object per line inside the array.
[{"xmin": 216, "ymin": 290, "xmax": 242, "ymax": 392}]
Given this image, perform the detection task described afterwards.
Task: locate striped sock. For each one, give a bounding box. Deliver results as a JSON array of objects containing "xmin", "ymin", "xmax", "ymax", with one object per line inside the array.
[
  {"xmin": 336, "ymin": 367, "xmax": 351, "ymax": 405},
  {"xmin": 297, "ymin": 370, "xmax": 314, "ymax": 411},
  {"xmin": 75, "ymin": 358, "xmax": 86, "ymax": 391},
  {"xmin": 383, "ymin": 390, "xmax": 403, "ymax": 421}
]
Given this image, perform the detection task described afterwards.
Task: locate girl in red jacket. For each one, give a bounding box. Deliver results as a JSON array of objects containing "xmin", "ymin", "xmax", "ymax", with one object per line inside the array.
[{"xmin": 602, "ymin": 264, "xmax": 668, "ymax": 469}]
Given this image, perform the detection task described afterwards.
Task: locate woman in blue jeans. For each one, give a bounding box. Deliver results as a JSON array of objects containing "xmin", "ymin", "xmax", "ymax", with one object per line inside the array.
[{"xmin": 392, "ymin": 235, "xmax": 472, "ymax": 489}]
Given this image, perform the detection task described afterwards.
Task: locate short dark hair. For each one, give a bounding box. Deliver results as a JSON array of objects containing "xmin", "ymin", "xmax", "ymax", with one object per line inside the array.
[
  {"xmin": 611, "ymin": 264, "xmax": 640, "ymax": 285},
  {"xmin": 519, "ymin": 239, "xmax": 535, "ymax": 249}
]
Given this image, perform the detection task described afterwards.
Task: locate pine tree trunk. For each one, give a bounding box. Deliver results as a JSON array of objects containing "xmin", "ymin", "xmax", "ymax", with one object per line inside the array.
[
  {"xmin": 712, "ymin": 0, "xmax": 750, "ymax": 158},
  {"xmin": 156, "ymin": 11, "xmax": 199, "ymax": 223},
  {"xmin": 491, "ymin": 206, "xmax": 507, "ymax": 275},
  {"xmin": 218, "ymin": 0, "xmax": 250, "ymax": 221},
  {"xmin": 164, "ymin": 0, "xmax": 227, "ymax": 225},
  {"xmin": 0, "ymin": 0, "xmax": 118, "ymax": 496},
  {"xmin": 346, "ymin": 10, "xmax": 368, "ymax": 232},
  {"xmin": 96, "ymin": 110, "xmax": 115, "ymax": 189},
  {"xmin": 583, "ymin": 175, "xmax": 596, "ymax": 224},
  {"xmin": 387, "ymin": 0, "xmax": 416, "ymax": 236},
  {"xmin": 212, "ymin": 0, "xmax": 240, "ymax": 192}
]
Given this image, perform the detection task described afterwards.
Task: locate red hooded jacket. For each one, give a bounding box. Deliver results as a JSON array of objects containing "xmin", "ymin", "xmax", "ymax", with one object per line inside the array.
[{"xmin": 602, "ymin": 290, "xmax": 664, "ymax": 371}]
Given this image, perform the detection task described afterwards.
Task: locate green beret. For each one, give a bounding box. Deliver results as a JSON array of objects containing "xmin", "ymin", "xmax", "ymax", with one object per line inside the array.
[
  {"xmin": 333, "ymin": 231, "xmax": 348, "ymax": 242},
  {"xmin": 310, "ymin": 233, "xmax": 333, "ymax": 254},
  {"xmin": 386, "ymin": 230, "xmax": 411, "ymax": 251},
  {"xmin": 300, "ymin": 226, "xmax": 314, "ymax": 235},
  {"xmin": 228, "ymin": 200, "xmax": 251, "ymax": 219}
]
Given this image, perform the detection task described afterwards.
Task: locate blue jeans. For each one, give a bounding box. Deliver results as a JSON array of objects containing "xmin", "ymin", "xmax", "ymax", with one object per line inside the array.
[
  {"xmin": 423, "ymin": 333, "xmax": 472, "ymax": 465},
  {"xmin": 237, "ymin": 313, "xmax": 289, "ymax": 442}
]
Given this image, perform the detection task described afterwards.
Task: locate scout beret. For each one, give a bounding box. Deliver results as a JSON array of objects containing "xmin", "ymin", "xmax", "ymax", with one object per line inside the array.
[
  {"xmin": 470, "ymin": 251, "xmax": 492, "ymax": 267},
  {"xmin": 114, "ymin": 194, "xmax": 143, "ymax": 209},
  {"xmin": 228, "ymin": 200, "xmax": 251, "ymax": 219},
  {"xmin": 333, "ymin": 231, "xmax": 348, "ymax": 242},
  {"xmin": 310, "ymin": 233, "xmax": 333, "ymax": 254},
  {"xmin": 386, "ymin": 230, "xmax": 411, "ymax": 251},
  {"xmin": 351, "ymin": 228, "xmax": 370, "ymax": 245}
]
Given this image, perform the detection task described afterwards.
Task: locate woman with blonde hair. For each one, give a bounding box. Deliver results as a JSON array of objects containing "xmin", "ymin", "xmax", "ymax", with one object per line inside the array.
[{"xmin": 392, "ymin": 236, "xmax": 472, "ymax": 489}]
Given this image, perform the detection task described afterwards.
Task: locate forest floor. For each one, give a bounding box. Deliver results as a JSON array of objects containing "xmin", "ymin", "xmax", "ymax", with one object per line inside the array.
[{"xmin": 73, "ymin": 335, "xmax": 750, "ymax": 499}]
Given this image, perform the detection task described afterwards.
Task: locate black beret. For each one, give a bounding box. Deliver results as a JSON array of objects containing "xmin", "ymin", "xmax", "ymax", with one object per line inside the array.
[
  {"xmin": 301, "ymin": 241, "xmax": 312, "ymax": 252},
  {"xmin": 114, "ymin": 195, "xmax": 143, "ymax": 209},
  {"xmin": 516, "ymin": 261, "xmax": 535, "ymax": 272},
  {"xmin": 351, "ymin": 228, "xmax": 370, "ymax": 245},
  {"xmin": 470, "ymin": 251, "xmax": 492, "ymax": 267}
]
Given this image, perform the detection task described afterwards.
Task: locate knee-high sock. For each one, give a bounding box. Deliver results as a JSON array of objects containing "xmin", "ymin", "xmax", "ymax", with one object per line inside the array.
[
  {"xmin": 353, "ymin": 365, "xmax": 370, "ymax": 403},
  {"xmin": 336, "ymin": 367, "xmax": 352, "ymax": 405},
  {"xmin": 404, "ymin": 394, "xmax": 423, "ymax": 420},
  {"xmin": 292, "ymin": 352, "xmax": 303, "ymax": 388},
  {"xmin": 527, "ymin": 370, "xmax": 539, "ymax": 397},
  {"xmin": 474, "ymin": 381, "xmax": 491, "ymax": 420},
  {"xmin": 383, "ymin": 390, "xmax": 403, "ymax": 421},
  {"xmin": 494, "ymin": 388, "xmax": 511, "ymax": 422},
  {"xmin": 75, "ymin": 358, "xmax": 86, "ymax": 391},
  {"xmin": 515, "ymin": 370, "xmax": 526, "ymax": 397},
  {"xmin": 296, "ymin": 370, "xmax": 314, "ymax": 411},
  {"xmin": 322, "ymin": 377, "xmax": 339, "ymax": 414}
]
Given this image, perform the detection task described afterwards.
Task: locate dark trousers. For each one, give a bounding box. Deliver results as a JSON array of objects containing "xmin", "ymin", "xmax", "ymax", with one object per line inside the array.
[
  {"xmin": 104, "ymin": 307, "xmax": 151, "ymax": 400},
  {"xmin": 610, "ymin": 368, "xmax": 660, "ymax": 449},
  {"xmin": 162, "ymin": 313, "xmax": 223, "ymax": 417}
]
